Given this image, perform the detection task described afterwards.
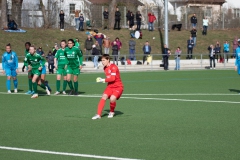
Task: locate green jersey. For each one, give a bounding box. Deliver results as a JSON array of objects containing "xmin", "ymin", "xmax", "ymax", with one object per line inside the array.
[
  {"xmin": 64, "ymin": 46, "xmax": 83, "ymax": 68},
  {"xmin": 24, "ymin": 49, "xmax": 30, "ymax": 66},
  {"xmin": 55, "ymin": 48, "xmax": 68, "ymax": 67},
  {"xmin": 25, "ymin": 53, "xmax": 46, "ymax": 69},
  {"xmin": 74, "ymin": 39, "xmax": 80, "ymax": 48}
]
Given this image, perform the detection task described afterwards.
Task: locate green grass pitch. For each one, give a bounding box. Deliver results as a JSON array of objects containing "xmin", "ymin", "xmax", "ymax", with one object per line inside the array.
[{"xmin": 0, "ymin": 70, "xmax": 240, "ymax": 160}]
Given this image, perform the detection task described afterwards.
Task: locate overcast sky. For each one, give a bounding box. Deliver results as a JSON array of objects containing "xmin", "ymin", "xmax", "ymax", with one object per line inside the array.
[{"xmin": 224, "ymin": 0, "xmax": 240, "ymax": 8}]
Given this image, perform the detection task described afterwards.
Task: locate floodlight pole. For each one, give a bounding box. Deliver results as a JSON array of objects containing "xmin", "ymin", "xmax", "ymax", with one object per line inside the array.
[{"xmin": 164, "ymin": 0, "xmax": 169, "ymax": 47}]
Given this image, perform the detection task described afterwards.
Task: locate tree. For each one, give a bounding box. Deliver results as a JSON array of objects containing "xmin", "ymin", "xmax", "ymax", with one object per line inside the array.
[
  {"xmin": 1, "ymin": 0, "xmax": 7, "ymax": 29},
  {"xmin": 109, "ymin": 0, "xmax": 117, "ymax": 29},
  {"xmin": 12, "ymin": 0, "xmax": 23, "ymax": 27},
  {"xmin": 40, "ymin": 0, "xmax": 49, "ymax": 28}
]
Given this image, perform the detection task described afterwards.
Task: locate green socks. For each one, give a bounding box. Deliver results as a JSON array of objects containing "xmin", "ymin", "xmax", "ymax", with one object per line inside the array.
[
  {"xmin": 63, "ymin": 80, "xmax": 67, "ymax": 91},
  {"xmin": 28, "ymin": 79, "xmax": 33, "ymax": 91},
  {"xmin": 39, "ymin": 83, "xmax": 46, "ymax": 90},
  {"xmin": 56, "ymin": 80, "xmax": 60, "ymax": 92},
  {"xmin": 33, "ymin": 82, "xmax": 37, "ymax": 93},
  {"xmin": 68, "ymin": 80, "xmax": 74, "ymax": 90},
  {"xmin": 74, "ymin": 81, "xmax": 78, "ymax": 93}
]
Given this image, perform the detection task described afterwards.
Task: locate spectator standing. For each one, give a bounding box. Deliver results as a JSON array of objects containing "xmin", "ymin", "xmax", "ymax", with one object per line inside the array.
[
  {"xmin": 103, "ymin": 8, "xmax": 109, "ymax": 30},
  {"xmin": 223, "ymin": 40, "xmax": 230, "ymax": 63},
  {"xmin": 142, "ymin": 41, "xmax": 151, "ymax": 65},
  {"xmin": 163, "ymin": 44, "xmax": 169, "ymax": 70},
  {"xmin": 187, "ymin": 37, "xmax": 194, "ymax": 59},
  {"xmin": 92, "ymin": 45, "xmax": 100, "ymax": 69},
  {"xmin": 208, "ymin": 44, "xmax": 216, "ymax": 69},
  {"xmin": 126, "ymin": 10, "xmax": 131, "ymax": 28},
  {"xmin": 129, "ymin": 37, "xmax": 136, "ymax": 60},
  {"xmin": 148, "ymin": 12, "xmax": 156, "ymax": 31},
  {"xmin": 112, "ymin": 41, "xmax": 119, "ymax": 65},
  {"xmin": 136, "ymin": 11, "xmax": 142, "ymax": 30},
  {"xmin": 36, "ymin": 47, "xmax": 44, "ymax": 56},
  {"xmin": 115, "ymin": 38, "xmax": 122, "ymax": 60},
  {"xmin": 74, "ymin": 10, "xmax": 80, "ymax": 30},
  {"xmin": 59, "ymin": 10, "xmax": 65, "ymax": 31},
  {"xmin": 47, "ymin": 51, "xmax": 54, "ymax": 74},
  {"xmin": 129, "ymin": 12, "xmax": 134, "ymax": 30},
  {"xmin": 202, "ymin": 17, "xmax": 208, "ymax": 35},
  {"xmin": 214, "ymin": 41, "xmax": 221, "ymax": 62},
  {"xmin": 114, "ymin": 7, "xmax": 121, "ymax": 30},
  {"xmin": 103, "ymin": 37, "xmax": 111, "ymax": 54},
  {"xmin": 84, "ymin": 35, "xmax": 94, "ymax": 61},
  {"xmin": 175, "ymin": 47, "xmax": 181, "ymax": 70},
  {"xmin": 79, "ymin": 14, "xmax": 84, "ymax": 31},
  {"xmin": 232, "ymin": 37, "xmax": 238, "ymax": 58},
  {"xmin": 191, "ymin": 13, "xmax": 197, "ymax": 28},
  {"xmin": 94, "ymin": 33, "xmax": 104, "ymax": 54},
  {"xmin": 190, "ymin": 27, "xmax": 197, "ymax": 46}
]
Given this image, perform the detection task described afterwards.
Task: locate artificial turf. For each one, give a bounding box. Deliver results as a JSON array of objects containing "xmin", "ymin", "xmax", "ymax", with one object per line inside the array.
[{"xmin": 0, "ymin": 70, "xmax": 240, "ymax": 160}]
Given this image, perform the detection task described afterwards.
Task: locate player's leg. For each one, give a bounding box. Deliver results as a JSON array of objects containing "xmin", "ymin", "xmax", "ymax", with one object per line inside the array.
[
  {"xmin": 73, "ymin": 68, "xmax": 80, "ymax": 95},
  {"xmin": 92, "ymin": 93, "xmax": 109, "ymax": 120},
  {"xmin": 108, "ymin": 88, "xmax": 123, "ymax": 118},
  {"xmin": 11, "ymin": 69, "xmax": 18, "ymax": 93},
  {"xmin": 41, "ymin": 67, "xmax": 52, "ymax": 92},
  {"xmin": 55, "ymin": 74, "xmax": 62, "ymax": 95},
  {"xmin": 31, "ymin": 73, "xmax": 39, "ymax": 98},
  {"xmin": 5, "ymin": 68, "xmax": 11, "ymax": 93},
  {"xmin": 62, "ymin": 75, "xmax": 67, "ymax": 95},
  {"xmin": 66, "ymin": 73, "xmax": 74, "ymax": 95},
  {"xmin": 26, "ymin": 71, "xmax": 33, "ymax": 94}
]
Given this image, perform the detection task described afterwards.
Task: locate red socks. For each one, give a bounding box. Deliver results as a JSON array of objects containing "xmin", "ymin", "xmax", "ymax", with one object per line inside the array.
[
  {"xmin": 97, "ymin": 99, "xmax": 117, "ymax": 116},
  {"xmin": 110, "ymin": 102, "xmax": 116, "ymax": 112},
  {"xmin": 97, "ymin": 99, "xmax": 106, "ymax": 116}
]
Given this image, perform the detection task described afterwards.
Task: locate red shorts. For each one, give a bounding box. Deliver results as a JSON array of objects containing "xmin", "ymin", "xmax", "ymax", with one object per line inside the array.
[{"xmin": 103, "ymin": 87, "xmax": 123, "ymax": 100}]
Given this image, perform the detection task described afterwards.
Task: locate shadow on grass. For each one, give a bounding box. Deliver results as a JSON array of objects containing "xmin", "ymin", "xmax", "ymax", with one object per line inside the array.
[
  {"xmin": 102, "ymin": 109, "xmax": 124, "ymax": 118},
  {"xmin": 229, "ymin": 89, "xmax": 240, "ymax": 93}
]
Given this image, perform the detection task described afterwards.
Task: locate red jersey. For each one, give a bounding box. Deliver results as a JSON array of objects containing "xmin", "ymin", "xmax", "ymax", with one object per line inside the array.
[{"xmin": 104, "ymin": 64, "xmax": 123, "ymax": 89}]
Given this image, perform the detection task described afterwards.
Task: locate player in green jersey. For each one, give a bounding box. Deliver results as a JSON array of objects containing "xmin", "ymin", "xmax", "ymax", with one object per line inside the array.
[
  {"xmin": 64, "ymin": 39, "xmax": 83, "ymax": 95},
  {"xmin": 25, "ymin": 46, "xmax": 50, "ymax": 98},
  {"xmin": 54, "ymin": 40, "xmax": 68, "ymax": 95},
  {"xmin": 22, "ymin": 42, "xmax": 35, "ymax": 95}
]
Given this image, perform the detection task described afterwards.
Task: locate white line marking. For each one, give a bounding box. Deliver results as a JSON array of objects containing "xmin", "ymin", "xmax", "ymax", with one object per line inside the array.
[
  {"xmin": 0, "ymin": 146, "xmax": 142, "ymax": 160},
  {"xmin": 0, "ymin": 92, "xmax": 239, "ymax": 104}
]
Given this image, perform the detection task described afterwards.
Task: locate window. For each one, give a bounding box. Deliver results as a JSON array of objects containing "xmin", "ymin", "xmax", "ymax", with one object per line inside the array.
[
  {"xmin": 234, "ymin": 9, "xmax": 240, "ymax": 18},
  {"xmin": 69, "ymin": 4, "xmax": 75, "ymax": 14},
  {"xmin": 204, "ymin": 7, "xmax": 212, "ymax": 17}
]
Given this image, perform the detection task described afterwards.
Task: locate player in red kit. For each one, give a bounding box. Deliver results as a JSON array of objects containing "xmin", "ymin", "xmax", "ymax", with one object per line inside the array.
[{"xmin": 92, "ymin": 54, "xmax": 124, "ymax": 120}]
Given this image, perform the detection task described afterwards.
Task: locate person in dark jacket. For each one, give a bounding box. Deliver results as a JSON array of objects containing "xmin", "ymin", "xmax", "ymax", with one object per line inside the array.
[
  {"xmin": 136, "ymin": 11, "xmax": 142, "ymax": 30},
  {"xmin": 187, "ymin": 36, "xmax": 194, "ymax": 59},
  {"xmin": 126, "ymin": 10, "xmax": 131, "ymax": 27},
  {"xmin": 190, "ymin": 27, "xmax": 197, "ymax": 46},
  {"xmin": 92, "ymin": 45, "xmax": 100, "ymax": 69},
  {"xmin": 46, "ymin": 51, "xmax": 55, "ymax": 74},
  {"xmin": 114, "ymin": 7, "xmax": 121, "ymax": 30},
  {"xmin": 94, "ymin": 33, "xmax": 104, "ymax": 54},
  {"xmin": 163, "ymin": 44, "xmax": 169, "ymax": 70},
  {"xmin": 214, "ymin": 41, "xmax": 221, "ymax": 62},
  {"xmin": 142, "ymin": 41, "xmax": 151, "ymax": 65},
  {"xmin": 208, "ymin": 44, "xmax": 216, "ymax": 69},
  {"xmin": 84, "ymin": 35, "xmax": 94, "ymax": 61},
  {"xmin": 79, "ymin": 14, "xmax": 84, "ymax": 31},
  {"xmin": 112, "ymin": 41, "xmax": 119, "ymax": 65},
  {"xmin": 191, "ymin": 13, "xmax": 197, "ymax": 28},
  {"xmin": 129, "ymin": 37, "xmax": 136, "ymax": 60},
  {"xmin": 129, "ymin": 12, "xmax": 134, "ymax": 30},
  {"xmin": 103, "ymin": 8, "xmax": 109, "ymax": 30},
  {"xmin": 8, "ymin": 19, "xmax": 18, "ymax": 30},
  {"xmin": 59, "ymin": 10, "xmax": 65, "ymax": 31}
]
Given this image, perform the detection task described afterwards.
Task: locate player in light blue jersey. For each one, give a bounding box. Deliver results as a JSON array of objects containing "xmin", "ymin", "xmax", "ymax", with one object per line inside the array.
[
  {"xmin": 235, "ymin": 39, "xmax": 240, "ymax": 75},
  {"xmin": 2, "ymin": 43, "xmax": 18, "ymax": 93}
]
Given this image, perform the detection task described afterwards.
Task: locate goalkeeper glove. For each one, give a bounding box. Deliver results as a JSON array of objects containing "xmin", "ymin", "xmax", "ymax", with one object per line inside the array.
[
  {"xmin": 96, "ymin": 77, "xmax": 105, "ymax": 83},
  {"xmin": 22, "ymin": 65, "xmax": 25, "ymax": 72}
]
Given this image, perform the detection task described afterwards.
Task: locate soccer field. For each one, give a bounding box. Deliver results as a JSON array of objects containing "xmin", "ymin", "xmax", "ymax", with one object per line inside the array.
[{"xmin": 0, "ymin": 70, "xmax": 240, "ymax": 160}]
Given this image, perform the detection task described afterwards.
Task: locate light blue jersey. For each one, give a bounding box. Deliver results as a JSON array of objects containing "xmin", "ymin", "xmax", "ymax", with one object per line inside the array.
[
  {"xmin": 2, "ymin": 51, "xmax": 18, "ymax": 71},
  {"xmin": 235, "ymin": 46, "xmax": 240, "ymax": 75}
]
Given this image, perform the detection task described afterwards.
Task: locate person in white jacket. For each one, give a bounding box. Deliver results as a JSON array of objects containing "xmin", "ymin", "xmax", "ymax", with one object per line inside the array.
[{"xmin": 202, "ymin": 17, "xmax": 209, "ymax": 35}]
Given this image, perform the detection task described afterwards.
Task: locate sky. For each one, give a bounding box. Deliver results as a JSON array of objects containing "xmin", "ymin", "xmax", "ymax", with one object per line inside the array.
[{"xmin": 224, "ymin": 0, "xmax": 240, "ymax": 8}]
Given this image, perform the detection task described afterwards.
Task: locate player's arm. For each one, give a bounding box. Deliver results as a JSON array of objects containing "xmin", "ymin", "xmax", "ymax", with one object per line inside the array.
[
  {"xmin": 97, "ymin": 68, "xmax": 117, "ymax": 83},
  {"xmin": 78, "ymin": 49, "xmax": 83, "ymax": 69},
  {"xmin": 54, "ymin": 51, "xmax": 59, "ymax": 69},
  {"xmin": 2, "ymin": 55, "xmax": 6, "ymax": 74},
  {"xmin": 14, "ymin": 52, "xmax": 19, "ymax": 72},
  {"xmin": 39, "ymin": 55, "xmax": 46, "ymax": 70}
]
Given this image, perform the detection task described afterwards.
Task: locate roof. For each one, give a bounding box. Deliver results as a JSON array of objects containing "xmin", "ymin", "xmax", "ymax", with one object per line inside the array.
[
  {"xmin": 88, "ymin": 0, "xmax": 144, "ymax": 6},
  {"xmin": 169, "ymin": 0, "xmax": 225, "ymax": 5}
]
